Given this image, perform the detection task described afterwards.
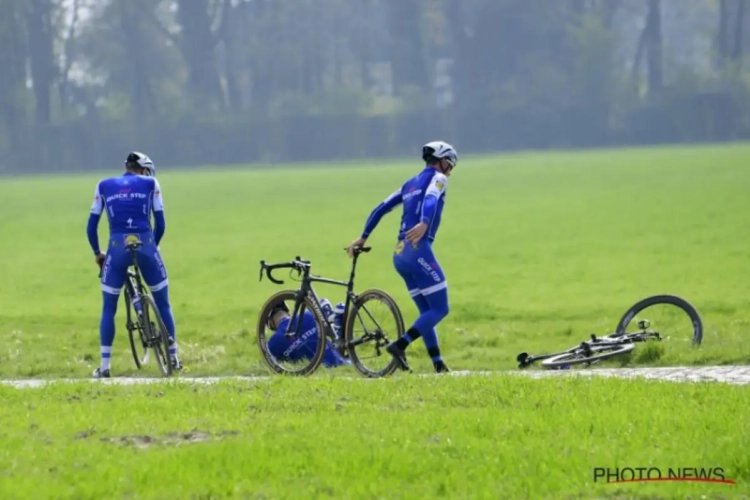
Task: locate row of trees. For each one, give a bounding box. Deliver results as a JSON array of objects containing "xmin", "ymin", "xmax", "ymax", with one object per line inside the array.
[{"xmin": 1, "ymin": 0, "xmax": 749, "ymax": 172}]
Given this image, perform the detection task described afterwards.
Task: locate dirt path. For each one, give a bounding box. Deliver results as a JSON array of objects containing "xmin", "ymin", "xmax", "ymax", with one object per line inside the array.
[{"xmin": 2, "ymin": 365, "xmax": 749, "ymax": 389}]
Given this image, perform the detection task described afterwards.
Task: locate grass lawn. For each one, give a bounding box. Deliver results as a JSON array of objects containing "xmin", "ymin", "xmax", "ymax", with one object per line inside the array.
[
  {"xmin": 1, "ymin": 376, "xmax": 748, "ymax": 499},
  {"xmin": 0, "ymin": 143, "xmax": 748, "ymax": 498}
]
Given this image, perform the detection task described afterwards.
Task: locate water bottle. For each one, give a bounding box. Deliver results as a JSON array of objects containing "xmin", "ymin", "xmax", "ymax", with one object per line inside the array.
[
  {"xmin": 132, "ymin": 294, "xmax": 144, "ymax": 318},
  {"xmin": 320, "ymin": 298, "xmax": 334, "ymax": 322},
  {"xmin": 332, "ymin": 302, "xmax": 345, "ymax": 337}
]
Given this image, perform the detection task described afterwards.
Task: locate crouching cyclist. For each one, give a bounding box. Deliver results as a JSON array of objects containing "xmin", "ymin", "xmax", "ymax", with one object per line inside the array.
[{"xmin": 266, "ymin": 299, "xmax": 350, "ymax": 368}]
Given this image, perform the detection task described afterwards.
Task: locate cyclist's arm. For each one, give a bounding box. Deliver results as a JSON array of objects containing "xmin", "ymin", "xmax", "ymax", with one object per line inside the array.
[
  {"xmin": 151, "ymin": 178, "xmax": 166, "ymax": 246},
  {"xmin": 361, "ymin": 189, "xmax": 403, "ymax": 239},
  {"xmin": 419, "ymin": 174, "xmax": 447, "ymax": 226},
  {"xmin": 86, "ymin": 182, "xmax": 103, "ymax": 255}
]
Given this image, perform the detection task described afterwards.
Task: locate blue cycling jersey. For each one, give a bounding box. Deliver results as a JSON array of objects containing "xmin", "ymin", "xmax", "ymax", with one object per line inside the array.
[
  {"xmin": 87, "ymin": 172, "xmax": 166, "ymax": 255},
  {"xmin": 361, "ymin": 167, "xmax": 448, "ymax": 243}
]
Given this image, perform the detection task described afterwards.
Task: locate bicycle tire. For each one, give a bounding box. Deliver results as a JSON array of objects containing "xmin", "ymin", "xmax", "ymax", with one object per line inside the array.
[
  {"xmin": 541, "ymin": 343, "xmax": 636, "ymax": 369},
  {"xmin": 124, "ymin": 287, "xmax": 147, "ymax": 370},
  {"xmin": 613, "ymin": 294, "xmax": 703, "ymax": 346},
  {"xmin": 140, "ymin": 294, "xmax": 173, "ymax": 377},
  {"xmin": 256, "ymin": 290, "xmax": 327, "ymax": 376},
  {"xmin": 345, "ymin": 288, "xmax": 405, "ymax": 379}
]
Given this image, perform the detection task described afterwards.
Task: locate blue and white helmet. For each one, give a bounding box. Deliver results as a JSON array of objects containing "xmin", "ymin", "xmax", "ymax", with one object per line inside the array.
[
  {"xmin": 421, "ymin": 141, "xmax": 458, "ymax": 168},
  {"xmin": 125, "ymin": 151, "xmax": 156, "ymax": 177}
]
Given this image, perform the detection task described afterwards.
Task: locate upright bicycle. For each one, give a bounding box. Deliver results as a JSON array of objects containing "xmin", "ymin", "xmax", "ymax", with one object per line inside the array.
[
  {"xmin": 99, "ymin": 238, "xmax": 174, "ymax": 377},
  {"xmin": 257, "ymin": 246, "xmax": 405, "ymax": 378}
]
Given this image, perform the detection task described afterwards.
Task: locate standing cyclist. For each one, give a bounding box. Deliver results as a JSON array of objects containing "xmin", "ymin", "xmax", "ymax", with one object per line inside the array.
[
  {"xmin": 346, "ymin": 141, "xmax": 457, "ymax": 373},
  {"xmin": 86, "ymin": 152, "xmax": 181, "ymax": 378}
]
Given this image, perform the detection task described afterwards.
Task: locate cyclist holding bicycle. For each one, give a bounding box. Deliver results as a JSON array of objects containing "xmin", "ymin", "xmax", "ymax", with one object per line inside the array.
[
  {"xmin": 346, "ymin": 141, "xmax": 457, "ymax": 374},
  {"xmin": 87, "ymin": 152, "xmax": 181, "ymax": 378},
  {"xmin": 266, "ymin": 299, "xmax": 350, "ymax": 368}
]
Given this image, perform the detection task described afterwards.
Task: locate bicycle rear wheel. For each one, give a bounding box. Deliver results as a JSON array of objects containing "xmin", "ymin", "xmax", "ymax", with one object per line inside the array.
[
  {"xmin": 257, "ymin": 290, "xmax": 327, "ymax": 376},
  {"xmin": 124, "ymin": 288, "xmax": 148, "ymax": 369},
  {"xmin": 345, "ymin": 289, "xmax": 405, "ymax": 378},
  {"xmin": 140, "ymin": 294, "xmax": 173, "ymax": 377},
  {"xmin": 614, "ymin": 294, "xmax": 703, "ymax": 346},
  {"xmin": 540, "ymin": 343, "xmax": 635, "ymax": 369}
]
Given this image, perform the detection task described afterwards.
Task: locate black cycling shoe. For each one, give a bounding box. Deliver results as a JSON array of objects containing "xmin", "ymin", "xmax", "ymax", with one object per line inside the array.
[
  {"xmin": 434, "ymin": 361, "xmax": 450, "ymax": 373},
  {"xmin": 92, "ymin": 367, "xmax": 111, "ymax": 379},
  {"xmin": 386, "ymin": 342, "xmax": 410, "ymax": 371}
]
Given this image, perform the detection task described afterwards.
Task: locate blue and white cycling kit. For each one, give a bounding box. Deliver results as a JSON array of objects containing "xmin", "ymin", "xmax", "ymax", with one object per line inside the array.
[
  {"xmin": 267, "ymin": 302, "xmax": 349, "ymax": 368},
  {"xmin": 359, "ymin": 166, "xmax": 450, "ymax": 364},
  {"xmin": 87, "ymin": 172, "xmax": 178, "ymax": 372}
]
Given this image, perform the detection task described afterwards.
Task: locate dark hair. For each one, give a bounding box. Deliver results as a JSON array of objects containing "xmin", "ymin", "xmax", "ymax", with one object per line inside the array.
[
  {"xmin": 422, "ymin": 147, "xmax": 440, "ymax": 164},
  {"xmin": 266, "ymin": 301, "xmax": 290, "ymax": 329}
]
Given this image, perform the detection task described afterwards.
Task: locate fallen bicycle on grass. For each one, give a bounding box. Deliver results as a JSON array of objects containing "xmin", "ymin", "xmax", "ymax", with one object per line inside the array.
[{"xmin": 516, "ymin": 294, "xmax": 703, "ymax": 370}]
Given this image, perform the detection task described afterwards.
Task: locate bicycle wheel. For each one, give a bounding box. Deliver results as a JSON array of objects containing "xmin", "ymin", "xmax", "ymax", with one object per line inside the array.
[
  {"xmin": 256, "ymin": 290, "xmax": 327, "ymax": 376},
  {"xmin": 613, "ymin": 294, "xmax": 703, "ymax": 346},
  {"xmin": 124, "ymin": 289, "xmax": 148, "ymax": 370},
  {"xmin": 345, "ymin": 289, "xmax": 405, "ymax": 378},
  {"xmin": 140, "ymin": 294, "xmax": 173, "ymax": 377},
  {"xmin": 541, "ymin": 343, "xmax": 635, "ymax": 369}
]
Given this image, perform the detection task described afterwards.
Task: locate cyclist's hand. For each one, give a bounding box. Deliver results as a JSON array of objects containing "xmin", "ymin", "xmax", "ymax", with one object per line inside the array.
[
  {"xmin": 347, "ymin": 238, "xmax": 367, "ymax": 258},
  {"xmin": 95, "ymin": 252, "xmax": 106, "ymax": 268},
  {"xmin": 405, "ymin": 222, "xmax": 427, "ymax": 245}
]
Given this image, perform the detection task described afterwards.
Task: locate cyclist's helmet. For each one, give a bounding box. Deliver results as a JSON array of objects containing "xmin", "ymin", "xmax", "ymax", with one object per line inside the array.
[
  {"xmin": 125, "ymin": 151, "xmax": 156, "ymax": 177},
  {"xmin": 266, "ymin": 301, "xmax": 290, "ymax": 330},
  {"xmin": 421, "ymin": 141, "xmax": 458, "ymax": 171}
]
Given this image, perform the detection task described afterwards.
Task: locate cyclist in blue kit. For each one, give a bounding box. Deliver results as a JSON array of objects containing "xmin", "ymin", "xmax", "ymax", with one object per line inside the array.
[
  {"xmin": 266, "ymin": 299, "xmax": 349, "ymax": 368},
  {"xmin": 346, "ymin": 141, "xmax": 457, "ymax": 374},
  {"xmin": 86, "ymin": 152, "xmax": 181, "ymax": 378}
]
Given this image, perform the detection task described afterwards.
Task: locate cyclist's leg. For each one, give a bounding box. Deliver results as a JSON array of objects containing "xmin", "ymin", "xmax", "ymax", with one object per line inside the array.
[
  {"xmin": 136, "ymin": 242, "xmax": 179, "ymax": 364},
  {"xmin": 391, "ymin": 248, "xmax": 423, "ymax": 350},
  {"xmin": 392, "ymin": 242, "xmax": 449, "ymax": 367},
  {"xmin": 97, "ymin": 246, "xmax": 129, "ymax": 376},
  {"xmin": 266, "ymin": 329, "xmax": 293, "ymax": 362},
  {"xmin": 321, "ymin": 342, "xmax": 350, "ymax": 368}
]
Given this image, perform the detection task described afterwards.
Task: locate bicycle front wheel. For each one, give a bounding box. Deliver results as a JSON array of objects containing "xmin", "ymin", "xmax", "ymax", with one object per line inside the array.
[
  {"xmin": 614, "ymin": 294, "xmax": 703, "ymax": 346},
  {"xmin": 541, "ymin": 343, "xmax": 635, "ymax": 370},
  {"xmin": 256, "ymin": 290, "xmax": 327, "ymax": 376},
  {"xmin": 140, "ymin": 294, "xmax": 173, "ymax": 377},
  {"xmin": 345, "ymin": 289, "xmax": 405, "ymax": 378}
]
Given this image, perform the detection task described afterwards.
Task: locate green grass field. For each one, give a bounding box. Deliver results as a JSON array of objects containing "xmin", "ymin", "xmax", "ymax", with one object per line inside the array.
[
  {"xmin": 1, "ymin": 143, "xmax": 749, "ymax": 498},
  {"xmin": 1, "ymin": 377, "xmax": 748, "ymax": 499}
]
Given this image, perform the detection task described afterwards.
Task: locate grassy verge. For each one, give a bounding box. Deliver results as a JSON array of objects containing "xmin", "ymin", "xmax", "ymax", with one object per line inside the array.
[
  {"xmin": 0, "ymin": 143, "xmax": 748, "ymax": 378},
  {"xmin": 1, "ymin": 375, "xmax": 748, "ymax": 499}
]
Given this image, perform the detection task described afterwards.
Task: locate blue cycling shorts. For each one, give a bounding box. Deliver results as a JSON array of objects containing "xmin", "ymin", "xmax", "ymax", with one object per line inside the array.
[
  {"xmin": 100, "ymin": 232, "xmax": 168, "ymax": 296},
  {"xmin": 392, "ymin": 239, "xmax": 447, "ymax": 298}
]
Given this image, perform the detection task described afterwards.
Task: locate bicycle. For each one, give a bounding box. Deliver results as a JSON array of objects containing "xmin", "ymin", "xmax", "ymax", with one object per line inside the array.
[
  {"xmin": 516, "ymin": 294, "xmax": 703, "ymax": 370},
  {"xmin": 98, "ymin": 239, "xmax": 174, "ymax": 377},
  {"xmin": 257, "ymin": 246, "xmax": 405, "ymax": 378}
]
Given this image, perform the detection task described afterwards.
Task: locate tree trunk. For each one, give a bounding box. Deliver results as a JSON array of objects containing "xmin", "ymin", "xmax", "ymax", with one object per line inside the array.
[
  {"xmin": 0, "ymin": 0, "xmax": 30, "ymax": 160},
  {"xmin": 732, "ymin": 0, "xmax": 746, "ymax": 64},
  {"xmin": 630, "ymin": 24, "xmax": 648, "ymax": 83},
  {"xmin": 386, "ymin": 0, "xmax": 427, "ymax": 96},
  {"xmin": 119, "ymin": 0, "xmax": 157, "ymax": 118},
  {"xmin": 27, "ymin": 0, "xmax": 54, "ymax": 125},
  {"xmin": 716, "ymin": 0, "xmax": 730, "ymax": 68},
  {"xmin": 646, "ymin": 0, "xmax": 663, "ymax": 95},
  {"xmin": 176, "ymin": 0, "xmax": 225, "ymax": 111}
]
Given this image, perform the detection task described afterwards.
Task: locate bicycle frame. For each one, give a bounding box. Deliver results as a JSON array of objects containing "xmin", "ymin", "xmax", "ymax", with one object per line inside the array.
[
  {"xmin": 259, "ymin": 248, "xmax": 369, "ymax": 345},
  {"xmin": 517, "ymin": 328, "xmax": 661, "ymax": 369}
]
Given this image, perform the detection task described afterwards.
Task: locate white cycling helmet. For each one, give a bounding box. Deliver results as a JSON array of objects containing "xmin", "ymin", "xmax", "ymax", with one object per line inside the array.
[
  {"xmin": 125, "ymin": 151, "xmax": 156, "ymax": 177},
  {"xmin": 421, "ymin": 141, "xmax": 458, "ymax": 168}
]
